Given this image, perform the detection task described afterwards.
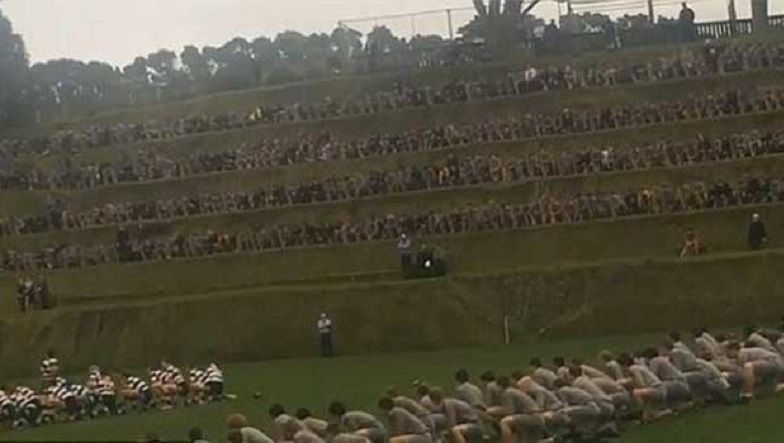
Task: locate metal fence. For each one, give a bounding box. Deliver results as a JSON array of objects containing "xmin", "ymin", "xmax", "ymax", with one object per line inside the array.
[{"xmin": 349, "ymin": 14, "xmax": 784, "ymax": 73}]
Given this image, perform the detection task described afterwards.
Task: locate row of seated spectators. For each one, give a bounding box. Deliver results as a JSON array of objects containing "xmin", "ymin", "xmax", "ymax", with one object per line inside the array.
[
  {"xmin": 1, "ymin": 41, "xmax": 782, "ymax": 161},
  {"xmin": 2, "ymin": 174, "xmax": 780, "ymax": 272},
  {"xmin": 3, "ymin": 85, "xmax": 784, "ymax": 192},
  {"xmin": 2, "ymin": 128, "xmax": 782, "ymax": 238}
]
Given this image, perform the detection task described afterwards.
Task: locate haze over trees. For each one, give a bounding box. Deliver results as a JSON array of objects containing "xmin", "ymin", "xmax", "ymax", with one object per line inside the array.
[{"xmin": 0, "ymin": 5, "xmax": 705, "ymax": 129}]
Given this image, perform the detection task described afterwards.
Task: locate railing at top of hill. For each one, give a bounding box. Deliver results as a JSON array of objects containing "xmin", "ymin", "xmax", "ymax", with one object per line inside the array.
[
  {"xmin": 528, "ymin": 15, "xmax": 784, "ymax": 56},
  {"xmin": 352, "ymin": 15, "xmax": 784, "ymax": 72}
]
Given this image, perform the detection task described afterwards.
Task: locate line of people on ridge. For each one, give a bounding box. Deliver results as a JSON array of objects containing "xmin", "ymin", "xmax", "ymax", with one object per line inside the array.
[
  {"xmin": 1, "ymin": 40, "xmax": 782, "ymax": 165},
  {"xmin": 1, "ymin": 172, "xmax": 780, "ymax": 272},
  {"xmin": 3, "ymin": 128, "xmax": 782, "ymax": 238},
  {"xmin": 3, "ymin": 81, "xmax": 784, "ymax": 193}
]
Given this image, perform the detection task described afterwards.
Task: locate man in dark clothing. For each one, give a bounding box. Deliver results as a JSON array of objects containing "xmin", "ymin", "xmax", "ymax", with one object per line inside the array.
[
  {"xmin": 116, "ymin": 227, "xmax": 131, "ymax": 262},
  {"xmin": 748, "ymin": 213, "xmax": 768, "ymax": 249},
  {"xmin": 317, "ymin": 313, "xmax": 334, "ymax": 357},
  {"xmin": 679, "ymin": 2, "xmax": 696, "ymax": 41}
]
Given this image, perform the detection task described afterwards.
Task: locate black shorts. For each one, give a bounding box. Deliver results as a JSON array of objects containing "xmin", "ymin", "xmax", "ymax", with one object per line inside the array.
[
  {"xmin": 64, "ymin": 397, "xmax": 80, "ymax": 414},
  {"xmin": 139, "ymin": 389, "xmax": 153, "ymax": 404},
  {"xmin": 1, "ymin": 404, "xmax": 15, "ymax": 420},
  {"xmin": 19, "ymin": 403, "xmax": 40, "ymax": 421},
  {"xmin": 206, "ymin": 381, "xmax": 223, "ymax": 397}
]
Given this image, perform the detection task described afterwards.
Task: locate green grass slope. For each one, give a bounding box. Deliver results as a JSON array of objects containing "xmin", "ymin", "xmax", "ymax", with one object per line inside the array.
[
  {"xmin": 2, "ymin": 248, "xmax": 784, "ymax": 378},
  {"xmin": 1, "ymin": 201, "xmax": 782, "ymax": 304}
]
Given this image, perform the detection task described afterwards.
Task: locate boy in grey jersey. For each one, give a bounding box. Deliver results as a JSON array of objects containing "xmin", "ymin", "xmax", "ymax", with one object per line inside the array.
[
  {"xmin": 618, "ymin": 353, "xmax": 672, "ymax": 422},
  {"xmin": 386, "ymin": 389, "xmax": 439, "ymax": 439},
  {"xmin": 694, "ymin": 358, "xmax": 737, "ymax": 403},
  {"xmin": 387, "ymin": 390, "xmax": 431, "ymax": 418},
  {"xmin": 517, "ymin": 376, "xmax": 570, "ymax": 436},
  {"xmin": 479, "ymin": 371, "xmax": 505, "ymax": 418},
  {"xmin": 553, "ymin": 357, "xmax": 572, "ymax": 385},
  {"xmin": 692, "ymin": 329, "xmax": 722, "ymax": 359},
  {"xmin": 644, "ymin": 348, "xmax": 693, "ymax": 409},
  {"xmin": 570, "ymin": 367, "xmax": 614, "ymax": 415},
  {"xmin": 556, "ymin": 386, "xmax": 603, "ymax": 434},
  {"xmin": 328, "ymin": 401, "xmax": 386, "ymax": 443},
  {"xmin": 414, "ymin": 385, "xmax": 447, "ymax": 436},
  {"xmin": 516, "ymin": 377, "xmax": 563, "ymax": 412},
  {"xmin": 427, "ymin": 389, "xmax": 481, "ymax": 443},
  {"xmin": 226, "ymin": 414, "xmax": 275, "ymax": 443},
  {"xmin": 597, "ymin": 351, "xmax": 627, "ymax": 384},
  {"xmin": 269, "ymin": 404, "xmax": 305, "ymax": 442},
  {"xmin": 378, "ymin": 397, "xmax": 431, "ymax": 443},
  {"xmin": 529, "ymin": 358, "xmax": 559, "ymax": 391},
  {"xmin": 496, "ymin": 376, "xmax": 547, "ymax": 443},
  {"xmin": 570, "ymin": 358, "xmax": 612, "ymax": 381},
  {"xmin": 453, "ymin": 370, "xmax": 486, "ymax": 409},
  {"xmin": 728, "ymin": 342, "xmax": 784, "ymax": 398},
  {"xmin": 295, "ymin": 408, "xmax": 329, "ymax": 438},
  {"xmin": 745, "ymin": 326, "xmax": 778, "ymax": 353}
]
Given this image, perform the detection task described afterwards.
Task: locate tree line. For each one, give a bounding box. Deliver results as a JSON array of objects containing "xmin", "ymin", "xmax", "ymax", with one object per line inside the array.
[{"xmin": 0, "ymin": 3, "xmax": 689, "ymax": 130}]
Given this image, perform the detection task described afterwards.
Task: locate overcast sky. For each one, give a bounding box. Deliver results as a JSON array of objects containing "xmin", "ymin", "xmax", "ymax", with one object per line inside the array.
[{"xmin": 3, "ymin": 0, "xmax": 780, "ymax": 66}]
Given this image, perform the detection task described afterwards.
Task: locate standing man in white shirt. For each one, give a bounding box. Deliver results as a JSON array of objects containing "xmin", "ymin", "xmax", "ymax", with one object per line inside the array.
[
  {"xmin": 318, "ymin": 313, "xmax": 334, "ymax": 357},
  {"xmin": 397, "ymin": 234, "xmax": 413, "ymax": 276}
]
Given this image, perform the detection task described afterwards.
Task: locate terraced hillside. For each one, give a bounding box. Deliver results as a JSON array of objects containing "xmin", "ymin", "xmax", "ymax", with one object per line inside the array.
[{"xmin": 2, "ymin": 36, "xmax": 784, "ymax": 377}]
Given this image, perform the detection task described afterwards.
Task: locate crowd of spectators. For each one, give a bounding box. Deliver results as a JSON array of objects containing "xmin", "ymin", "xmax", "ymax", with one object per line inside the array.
[
  {"xmin": 14, "ymin": 276, "xmax": 52, "ymax": 312},
  {"xmin": 3, "ymin": 83, "xmax": 784, "ymax": 192},
  {"xmin": 2, "ymin": 128, "xmax": 782, "ymax": 238},
  {"xmin": 2, "ymin": 173, "xmax": 780, "ymax": 272},
  {"xmin": 0, "ymin": 41, "xmax": 782, "ymax": 167}
]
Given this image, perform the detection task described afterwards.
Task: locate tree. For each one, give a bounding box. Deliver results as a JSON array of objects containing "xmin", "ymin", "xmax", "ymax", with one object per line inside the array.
[
  {"xmin": 503, "ymin": 0, "xmax": 524, "ymax": 14},
  {"xmin": 473, "ymin": 0, "xmax": 488, "ymax": 16},
  {"xmin": 122, "ymin": 56, "xmax": 155, "ymax": 104},
  {"xmin": 331, "ymin": 26, "xmax": 362, "ymax": 61},
  {"xmin": 28, "ymin": 59, "xmax": 127, "ymax": 118},
  {"xmin": 0, "ymin": 6, "xmax": 30, "ymax": 126},
  {"xmin": 250, "ymin": 36, "xmax": 278, "ymax": 82},
  {"xmin": 365, "ymin": 26, "xmax": 403, "ymax": 56},
  {"xmin": 472, "ymin": 0, "xmax": 524, "ymax": 16},
  {"xmin": 409, "ymin": 34, "xmax": 446, "ymax": 67},
  {"xmin": 616, "ymin": 14, "xmax": 653, "ymax": 30},
  {"xmin": 275, "ymin": 31, "xmax": 308, "ymax": 61},
  {"xmin": 330, "ymin": 26, "xmax": 362, "ymax": 74},
  {"xmin": 145, "ymin": 49, "xmax": 177, "ymax": 85},
  {"xmin": 461, "ymin": 1, "xmax": 541, "ymax": 55},
  {"xmin": 180, "ymin": 45, "xmax": 210, "ymax": 86},
  {"xmin": 303, "ymin": 33, "xmax": 334, "ymax": 76},
  {"xmin": 576, "ymin": 12, "xmax": 612, "ymax": 32},
  {"xmin": 208, "ymin": 37, "xmax": 258, "ymax": 90}
]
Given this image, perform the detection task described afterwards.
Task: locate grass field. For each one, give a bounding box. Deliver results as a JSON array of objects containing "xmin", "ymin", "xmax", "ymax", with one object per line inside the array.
[{"xmin": 2, "ymin": 333, "xmax": 782, "ymax": 442}]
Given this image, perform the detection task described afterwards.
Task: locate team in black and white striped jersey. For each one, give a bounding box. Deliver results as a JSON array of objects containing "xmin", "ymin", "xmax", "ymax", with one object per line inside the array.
[
  {"xmin": 0, "ymin": 356, "xmax": 227, "ymax": 430},
  {"xmin": 186, "ymin": 362, "xmax": 224, "ymax": 405},
  {"xmin": 39, "ymin": 351, "xmax": 59, "ymax": 388},
  {"xmin": 0, "ymin": 385, "xmax": 43, "ymax": 429}
]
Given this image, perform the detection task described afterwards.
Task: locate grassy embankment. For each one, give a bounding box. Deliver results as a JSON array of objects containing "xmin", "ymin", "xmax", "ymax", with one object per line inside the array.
[{"xmin": 0, "ymin": 247, "xmax": 783, "ymax": 377}]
